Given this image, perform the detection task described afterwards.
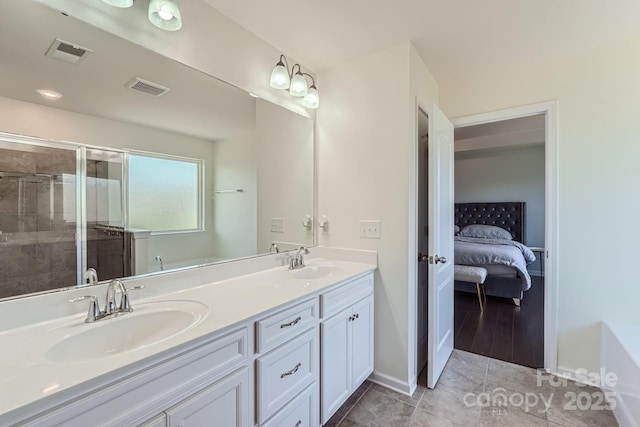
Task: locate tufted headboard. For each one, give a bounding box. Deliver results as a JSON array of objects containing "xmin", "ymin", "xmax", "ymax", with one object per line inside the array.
[{"xmin": 455, "ymin": 202, "xmax": 526, "ymax": 244}]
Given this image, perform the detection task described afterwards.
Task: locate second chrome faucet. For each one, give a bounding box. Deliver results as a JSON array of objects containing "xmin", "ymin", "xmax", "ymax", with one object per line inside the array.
[
  {"xmin": 288, "ymin": 247, "xmax": 310, "ymax": 270},
  {"xmin": 71, "ymin": 279, "xmax": 144, "ymax": 323}
]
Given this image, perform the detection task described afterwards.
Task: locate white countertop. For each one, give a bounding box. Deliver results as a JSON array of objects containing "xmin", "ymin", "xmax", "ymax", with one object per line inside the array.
[{"xmin": 0, "ymin": 256, "xmax": 376, "ymax": 422}]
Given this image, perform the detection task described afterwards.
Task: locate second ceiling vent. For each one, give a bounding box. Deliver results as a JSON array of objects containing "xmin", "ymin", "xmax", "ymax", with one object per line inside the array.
[
  {"xmin": 125, "ymin": 77, "xmax": 170, "ymax": 97},
  {"xmin": 45, "ymin": 39, "xmax": 92, "ymax": 65}
]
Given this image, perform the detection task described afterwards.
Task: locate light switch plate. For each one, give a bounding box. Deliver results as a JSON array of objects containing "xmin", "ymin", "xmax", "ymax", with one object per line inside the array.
[
  {"xmin": 359, "ymin": 220, "xmax": 381, "ymax": 239},
  {"xmin": 270, "ymin": 218, "xmax": 284, "ymax": 233}
]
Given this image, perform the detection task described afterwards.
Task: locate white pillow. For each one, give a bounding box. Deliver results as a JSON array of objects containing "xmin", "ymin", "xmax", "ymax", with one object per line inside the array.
[{"xmin": 459, "ymin": 224, "xmax": 512, "ymax": 240}]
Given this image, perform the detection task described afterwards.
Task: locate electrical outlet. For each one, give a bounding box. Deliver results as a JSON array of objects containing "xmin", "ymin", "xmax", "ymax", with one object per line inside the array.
[
  {"xmin": 359, "ymin": 220, "xmax": 381, "ymax": 239},
  {"xmin": 270, "ymin": 218, "xmax": 284, "ymax": 233}
]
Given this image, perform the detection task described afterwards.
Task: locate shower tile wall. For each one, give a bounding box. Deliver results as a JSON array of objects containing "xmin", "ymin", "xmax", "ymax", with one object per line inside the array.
[{"xmin": 0, "ymin": 146, "xmax": 77, "ymax": 298}]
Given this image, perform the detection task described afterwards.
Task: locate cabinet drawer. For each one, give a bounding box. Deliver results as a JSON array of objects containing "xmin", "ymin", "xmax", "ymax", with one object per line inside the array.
[
  {"xmin": 261, "ymin": 383, "xmax": 318, "ymax": 427},
  {"xmin": 320, "ymin": 274, "xmax": 373, "ymax": 319},
  {"xmin": 256, "ymin": 328, "xmax": 318, "ymax": 423},
  {"xmin": 256, "ymin": 298, "xmax": 317, "ymax": 353}
]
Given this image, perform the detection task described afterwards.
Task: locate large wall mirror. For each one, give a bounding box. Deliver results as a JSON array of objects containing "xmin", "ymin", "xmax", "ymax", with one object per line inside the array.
[{"xmin": 0, "ymin": 0, "xmax": 314, "ymax": 300}]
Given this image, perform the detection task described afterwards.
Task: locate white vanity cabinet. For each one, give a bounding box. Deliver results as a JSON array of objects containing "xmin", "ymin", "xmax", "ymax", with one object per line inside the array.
[
  {"xmin": 319, "ymin": 274, "xmax": 374, "ymax": 424},
  {"xmin": 4, "ymin": 266, "xmax": 376, "ymax": 427}
]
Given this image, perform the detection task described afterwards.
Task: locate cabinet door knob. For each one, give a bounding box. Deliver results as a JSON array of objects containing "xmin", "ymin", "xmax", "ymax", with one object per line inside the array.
[{"xmin": 354, "ymin": 313, "xmax": 359, "ymax": 319}]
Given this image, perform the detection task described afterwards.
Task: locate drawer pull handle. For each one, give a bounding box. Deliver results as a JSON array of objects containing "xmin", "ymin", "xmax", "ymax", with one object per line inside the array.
[
  {"xmin": 280, "ymin": 316, "xmax": 302, "ymax": 328},
  {"xmin": 295, "ymin": 421, "xmax": 302, "ymax": 427},
  {"xmin": 354, "ymin": 313, "xmax": 359, "ymax": 319},
  {"xmin": 348, "ymin": 315, "xmax": 353, "ymax": 321},
  {"xmin": 281, "ymin": 362, "xmax": 302, "ymax": 378}
]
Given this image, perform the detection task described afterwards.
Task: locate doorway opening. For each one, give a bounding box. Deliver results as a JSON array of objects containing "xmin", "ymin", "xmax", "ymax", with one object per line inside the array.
[
  {"xmin": 413, "ymin": 101, "xmax": 559, "ymax": 390},
  {"xmin": 452, "ymin": 114, "xmax": 546, "ymax": 368}
]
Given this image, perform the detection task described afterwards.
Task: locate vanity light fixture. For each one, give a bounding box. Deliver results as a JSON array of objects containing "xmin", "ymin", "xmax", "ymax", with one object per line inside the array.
[
  {"xmin": 37, "ymin": 89, "xmax": 63, "ymax": 100},
  {"xmin": 269, "ymin": 54, "xmax": 319, "ymax": 109},
  {"xmin": 148, "ymin": 0, "xmax": 183, "ymax": 31},
  {"xmin": 99, "ymin": 0, "xmax": 182, "ymax": 31},
  {"xmin": 100, "ymin": 0, "xmax": 134, "ymax": 7}
]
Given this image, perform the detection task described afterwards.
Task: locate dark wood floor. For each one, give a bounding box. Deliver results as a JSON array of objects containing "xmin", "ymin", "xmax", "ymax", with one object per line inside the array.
[{"xmin": 454, "ymin": 275, "xmax": 544, "ymax": 368}]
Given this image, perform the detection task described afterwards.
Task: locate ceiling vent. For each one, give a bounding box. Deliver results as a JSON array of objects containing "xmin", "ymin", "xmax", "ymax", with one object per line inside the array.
[
  {"xmin": 125, "ymin": 77, "xmax": 170, "ymax": 97},
  {"xmin": 45, "ymin": 39, "xmax": 92, "ymax": 65}
]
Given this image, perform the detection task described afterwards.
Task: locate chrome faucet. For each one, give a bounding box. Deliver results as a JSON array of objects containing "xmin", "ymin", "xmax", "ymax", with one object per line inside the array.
[
  {"xmin": 289, "ymin": 246, "xmax": 310, "ymax": 270},
  {"xmin": 104, "ymin": 279, "xmax": 125, "ymax": 315},
  {"xmin": 83, "ymin": 268, "xmax": 98, "ymax": 286},
  {"xmin": 269, "ymin": 243, "xmax": 280, "ymax": 254},
  {"xmin": 71, "ymin": 279, "xmax": 144, "ymax": 323}
]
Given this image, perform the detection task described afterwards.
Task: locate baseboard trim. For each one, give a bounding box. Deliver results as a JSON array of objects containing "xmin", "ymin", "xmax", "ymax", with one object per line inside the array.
[
  {"xmin": 611, "ymin": 395, "xmax": 637, "ymax": 427},
  {"xmin": 368, "ymin": 371, "xmax": 412, "ymax": 396},
  {"xmin": 555, "ymin": 365, "xmax": 604, "ymax": 388}
]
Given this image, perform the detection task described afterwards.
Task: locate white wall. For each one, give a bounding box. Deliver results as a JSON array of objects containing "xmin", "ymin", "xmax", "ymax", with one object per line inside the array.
[
  {"xmin": 318, "ymin": 42, "xmax": 439, "ymax": 390},
  {"xmin": 455, "ymin": 145, "xmax": 545, "ymax": 247},
  {"xmin": 440, "ymin": 36, "xmax": 640, "ymax": 375},
  {"xmin": 0, "ymin": 95, "xmax": 217, "ymax": 271},
  {"xmin": 256, "ymin": 99, "xmax": 314, "ymax": 252},
  {"xmin": 211, "ymin": 133, "xmax": 258, "ymax": 259}
]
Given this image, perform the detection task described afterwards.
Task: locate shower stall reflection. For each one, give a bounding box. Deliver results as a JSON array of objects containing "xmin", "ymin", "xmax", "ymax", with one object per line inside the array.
[{"xmin": 0, "ymin": 141, "xmax": 128, "ymax": 299}]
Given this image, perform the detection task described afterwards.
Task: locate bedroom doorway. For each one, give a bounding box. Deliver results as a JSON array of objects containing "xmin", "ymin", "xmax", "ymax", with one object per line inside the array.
[
  {"xmin": 413, "ymin": 101, "xmax": 560, "ymax": 388},
  {"xmin": 452, "ymin": 114, "xmax": 546, "ymax": 368}
]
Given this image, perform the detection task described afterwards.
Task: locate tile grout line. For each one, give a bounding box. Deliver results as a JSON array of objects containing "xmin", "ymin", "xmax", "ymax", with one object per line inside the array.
[{"xmin": 336, "ymin": 381, "xmax": 373, "ymax": 426}]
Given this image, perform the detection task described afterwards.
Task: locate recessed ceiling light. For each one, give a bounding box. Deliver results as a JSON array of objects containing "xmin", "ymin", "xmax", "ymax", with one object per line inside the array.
[{"xmin": 37, "ymin": 89, "xmax": 63, "ymax": 100}]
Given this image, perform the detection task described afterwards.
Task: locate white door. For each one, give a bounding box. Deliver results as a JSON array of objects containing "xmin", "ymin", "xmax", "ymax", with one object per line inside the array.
[
  {"xmin": 166, "ymin": 368, "xmax": 249, "ymax": 427},
  {"xmin": 320, "ymin": 307, "xmax": 351, "ymax": 424},
  {"xmin": 426, "ymin": 103, "xmax": 455, "ymax": 388},
  {"xmin": 350, "ymin": 296, "xmax": 374, "ymax": 387}
]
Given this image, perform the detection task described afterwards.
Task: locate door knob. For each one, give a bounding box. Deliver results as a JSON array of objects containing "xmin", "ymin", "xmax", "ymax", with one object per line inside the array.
[
  {"xmin": 418, "ymin": 253, "xmax": 429, "ymax": 262},
  {"xmin": 434, "ymin": 255, "xmax": 447, "ymax": 264}
]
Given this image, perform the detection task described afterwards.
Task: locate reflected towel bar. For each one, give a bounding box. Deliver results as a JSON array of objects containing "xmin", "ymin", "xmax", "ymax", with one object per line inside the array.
[{"xmin": 212, "ymin": 189, "xmax": 244, "ymax": 199}]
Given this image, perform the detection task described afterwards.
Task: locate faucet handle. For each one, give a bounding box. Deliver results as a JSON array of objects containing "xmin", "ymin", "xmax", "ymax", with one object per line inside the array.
[
  {"xmin": 119, "ymin": 285, "xmax": 145, "ymax": 312},
  {"xmin": 70, "ymin": 295, "xmax": 101, "ymax": 323}
]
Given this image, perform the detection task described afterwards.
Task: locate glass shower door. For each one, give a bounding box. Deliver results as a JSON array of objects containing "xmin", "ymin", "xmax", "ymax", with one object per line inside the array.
[
  {"xmin": 0, "ymin": 139, "xmax": 78, "ymax": 298},
  {"xmin": 83, "ymin": 148, "xmax": 128, "ymax": 283}
]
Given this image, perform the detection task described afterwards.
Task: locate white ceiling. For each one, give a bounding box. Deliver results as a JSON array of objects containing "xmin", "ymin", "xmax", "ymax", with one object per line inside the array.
[
  {"xmin": 204, "ymin": 0, "xmax": 640, "ymax": 81},
  {"xmin": 0, "ymin": 0, "xmax": 256, "ymax": 141},
  {"xmin": 454, "ymin": 114, "xmax": 545, "ymax": 153}
]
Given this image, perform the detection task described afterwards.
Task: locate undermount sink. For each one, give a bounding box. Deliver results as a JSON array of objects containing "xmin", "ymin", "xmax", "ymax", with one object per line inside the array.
[
  {"xmin": 45, "ymin": 300, "xmax": 208, "ymax": 363},
  {"xmin": 292, "ymin": 264, "xmax": 344, "ymax": 280}
]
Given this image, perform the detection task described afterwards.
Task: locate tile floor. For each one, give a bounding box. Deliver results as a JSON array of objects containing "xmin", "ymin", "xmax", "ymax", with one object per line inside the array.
[{"xmin": 325, "ymin": 350, "xmax": 618, "ymax": 427}]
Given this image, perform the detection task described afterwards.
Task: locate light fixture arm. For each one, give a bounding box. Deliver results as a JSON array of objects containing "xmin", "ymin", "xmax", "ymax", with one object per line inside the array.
[
  {"xmin": 291, "ymin": 63, "xmax": 303, "ymax": 77},
  {"xmin": 301, "ymin": 72, "xmax": 316, "ymax": 88},
  {"xmin": 278, "ymin": 54, "xmax": 290, "ymax": 74}
]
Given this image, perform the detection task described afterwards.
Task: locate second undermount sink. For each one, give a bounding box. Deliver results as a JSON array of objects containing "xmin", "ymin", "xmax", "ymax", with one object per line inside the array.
[
  {"xmin": 292, "ymin": 264, "xmax": 344, "ymax": 280},
  {"xmin": 45, "ymin": 300, "xmax": 208, "ymax": 363}
]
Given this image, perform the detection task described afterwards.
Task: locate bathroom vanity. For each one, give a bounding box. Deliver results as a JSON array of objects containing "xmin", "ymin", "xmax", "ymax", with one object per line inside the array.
[{"xmin": 0, "ymin": 254, "xmax": 376, "ymax": 427}]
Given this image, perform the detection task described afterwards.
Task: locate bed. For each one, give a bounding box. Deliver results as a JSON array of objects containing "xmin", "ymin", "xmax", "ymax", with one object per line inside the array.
[{"xmin": 454, "ymin": 202, "xmax": 536, "ymax": 305}]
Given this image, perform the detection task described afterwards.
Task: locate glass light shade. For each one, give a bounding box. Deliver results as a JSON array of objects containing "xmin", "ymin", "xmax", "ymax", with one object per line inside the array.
[
  {"xmin": 270, "ymin": 63, "xmax": 290, "ymax": 90},
  {"xmin": 302, "ymin": 86, "xmax": 319, "ymax": 109},
  {"xmin": 101, "ymin": 0, "xmax": 133, "ymax": 7},
  {"xmin": 289, "ymin": 72, "xmax": 308, "ymax": 97},
  {"xmin": 148, "ymin": 0, "xmax": 182, "ymax": 31}
]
